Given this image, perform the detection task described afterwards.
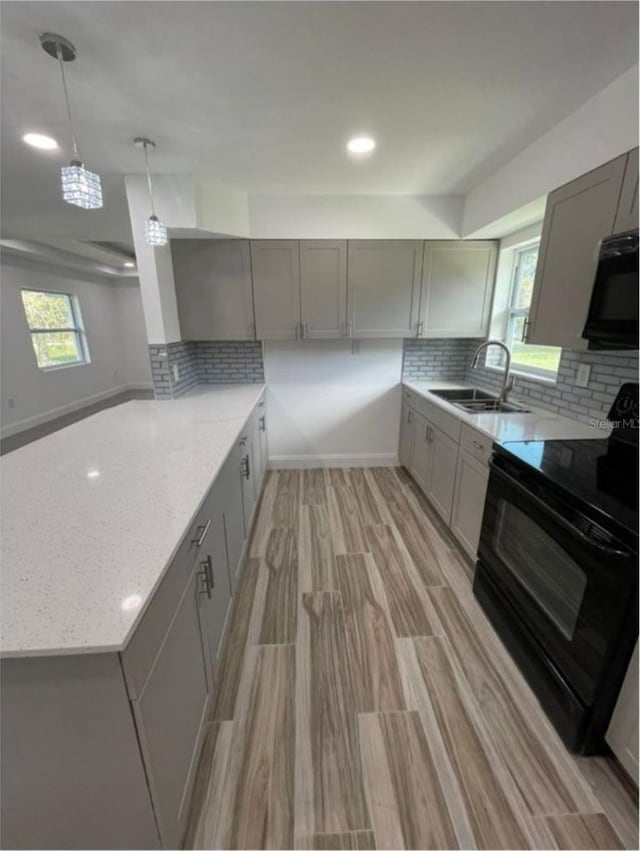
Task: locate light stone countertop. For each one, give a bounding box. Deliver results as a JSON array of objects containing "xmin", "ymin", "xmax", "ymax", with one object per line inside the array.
[
  {"xmin": 0, "ymin": 384, "xmax": 265, "ymax": 659},
  {"xmin": 403, "ymin": 380, "xmax": 609, "ymax": 442}
]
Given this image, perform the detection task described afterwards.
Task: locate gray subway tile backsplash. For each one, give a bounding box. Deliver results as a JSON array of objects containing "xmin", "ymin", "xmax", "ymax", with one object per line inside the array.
[
  {"xmin": 402, "ymin": 338, "xmax": 638, "ymax": 425},
  {"xmin": 149, "ymin": 341, "xmax": 265, "ymax": 399}
]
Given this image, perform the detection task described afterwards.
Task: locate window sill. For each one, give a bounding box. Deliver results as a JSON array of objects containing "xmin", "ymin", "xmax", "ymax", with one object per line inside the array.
[
  {"xmin": 39, "ymin": 360, "xmax": 89, "ymax": 373},
  {"xmin": 482, "ymin": 363, "xmax": 558, "ymax": 385}
]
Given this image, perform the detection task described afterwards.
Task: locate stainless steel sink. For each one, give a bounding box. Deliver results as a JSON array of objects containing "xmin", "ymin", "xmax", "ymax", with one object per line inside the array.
[
  {"xmin": 427, "ymin": 387, "xmax": 530, "ymax": 414},
  {"xmin": 453, "ymin": 399, "xmax": 531, "ymax": 414},
  {"xmin": 429, "ymin": 388, "xmax": 497, "ymax": 402}
]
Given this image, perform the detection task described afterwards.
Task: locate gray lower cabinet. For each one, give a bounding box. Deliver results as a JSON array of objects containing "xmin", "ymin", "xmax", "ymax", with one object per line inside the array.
[
  {"xmin": 398, "ymin": 402, "xmax": 415, "ymax": 467},
  {"xmin": 424, "ymin": 424, "xmax": 458, "ymax": 525},
  {"xmin": 451, "ymin": 449, "xmax": 489, "ymax": 559},
  {"xmin": 255, "ymin": 397, "xmax": 268, "ymax": 493},
  {"xmin": 606, "ymin": 641, "xmax": 639, "ymax": 784},
  {"xmin": 1, "ymin": 399, "xmax": 267, "ymax": 851},
  {"xmin": 131, "ymin": 568, "xmax": 212, "ymax": 850},
  {"xmin": 399, "ymin": 392, "xmax": 491, "ymax": 558},
  {"xmin": 218, "ymin": 443, "xmax": 247, "ymax": 591},
  {"xmin": 409, "ymin": 411, "xmax": 431, "ymax": 493}
]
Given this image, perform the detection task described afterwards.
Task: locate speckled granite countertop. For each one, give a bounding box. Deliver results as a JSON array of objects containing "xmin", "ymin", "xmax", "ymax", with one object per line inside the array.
[
  {"xmin": 403, "ymin": 380, "xmax": 609, "ymax": 442},
  {"xmin": 1, "ymin": 384, "xmax": 265, "ymax": 658}
]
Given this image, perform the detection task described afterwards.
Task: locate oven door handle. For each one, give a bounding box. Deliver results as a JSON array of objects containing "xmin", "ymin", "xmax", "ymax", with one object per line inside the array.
[{"xmin": 490, "ymin": 462, "xmax": 631, "ymax": 559}]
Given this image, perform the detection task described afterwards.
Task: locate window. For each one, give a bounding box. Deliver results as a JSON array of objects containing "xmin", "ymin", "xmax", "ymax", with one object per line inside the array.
[
  {"xmin": 489, "ymin": 242, "xmax": 561, "ymax": 380},
  {"xmin": 21, "ymin": 289, "xmax": 89, "ymax": 369}
]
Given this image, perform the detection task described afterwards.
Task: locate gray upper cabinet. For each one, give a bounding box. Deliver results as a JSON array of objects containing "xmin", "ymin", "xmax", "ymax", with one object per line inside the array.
[
  {"xmin": 420, "ymin": 241, "xmax": 497, "ymax": 338},
  {"xmin": 614, "ymin": 147, "xmax": 639, "ymax": 234},
  {"xmin": 347, "ymin": 240, "xmax": 422, "ymax": 337},
  {"xmin": 172, "ymin": 239, "xmax": 255, "ymax": 340},
  {"xmin": 299, "ymin": 240, "xmax": 348, "ymax": 338},
  {"xmin": 251, "ymin": 240, "xmax": 301, "ymax": 340},
  {"xmin": 527, "ymin": 151, "xmax": 629, "ymax": 349}
]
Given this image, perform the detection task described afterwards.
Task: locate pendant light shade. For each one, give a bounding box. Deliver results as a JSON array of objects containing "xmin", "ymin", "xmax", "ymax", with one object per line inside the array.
[
  {"xmin": 135, "ymin": 138, "xmax": 168, "ymax": 247},
  {"xmin": 40, "ymin": 33, "xmax": 103, "ymax": 210},
  {"xmin": 145, "ymin": 215, "xmax": 168, "ymax": 247}
]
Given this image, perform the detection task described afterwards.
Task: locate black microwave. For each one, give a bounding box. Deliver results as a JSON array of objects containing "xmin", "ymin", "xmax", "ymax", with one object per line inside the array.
[{"xmin": 582, "ymin": 230, "xmax": 639, "ymax": 350}]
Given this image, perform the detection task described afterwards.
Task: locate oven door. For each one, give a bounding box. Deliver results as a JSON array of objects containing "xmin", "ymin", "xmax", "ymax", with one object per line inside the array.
[
  {"xmin": 582, "ymin": 230, "xmax": 639, "ymax": 349},
  {"xmin": 479, "ymin": 456, "xmax": 637, "ymax": 704}
]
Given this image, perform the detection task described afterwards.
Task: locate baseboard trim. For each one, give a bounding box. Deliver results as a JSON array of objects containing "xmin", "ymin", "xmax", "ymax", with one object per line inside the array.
[
  {"xmin": 1, "ymin": 383, "xmax": 153, "ymax": 439},
  {"xmin": 268, "ymin": 453, "xmax": 398, "ymax": 469}
]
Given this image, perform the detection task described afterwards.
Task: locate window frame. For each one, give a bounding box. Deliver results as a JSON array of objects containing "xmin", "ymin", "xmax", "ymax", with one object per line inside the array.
[
  {"xmin": 500, "ymin": 240, "xmax": 561, "ymax": 382},
  {"xmin": 21, "ymin": 288, "xmax": 90, "ymax": 371}
]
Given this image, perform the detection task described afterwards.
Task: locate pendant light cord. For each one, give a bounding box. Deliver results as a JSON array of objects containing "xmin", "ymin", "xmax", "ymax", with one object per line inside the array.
[
  {"xmin": 56, "ymin": 44, "xmax": 80, "ymax": 162},
  {"xmin": 142, "ymin": 142, "xmax": 156, "ymax": 216}
]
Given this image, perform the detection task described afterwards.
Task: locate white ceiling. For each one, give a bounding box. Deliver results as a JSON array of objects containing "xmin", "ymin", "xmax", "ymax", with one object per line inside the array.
[{"xmin": 1, "ymin": 1, "xmax": 638, "ymax": 240}]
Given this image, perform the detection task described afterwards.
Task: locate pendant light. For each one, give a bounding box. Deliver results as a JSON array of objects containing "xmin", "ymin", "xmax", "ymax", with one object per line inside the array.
[
  {"xmin": 135, "ymin": 137, "xmax": 168, "ymax": 247},
  {"xmin": 40, "ymin": 33, "xmax": 103, "ymax": 209}
]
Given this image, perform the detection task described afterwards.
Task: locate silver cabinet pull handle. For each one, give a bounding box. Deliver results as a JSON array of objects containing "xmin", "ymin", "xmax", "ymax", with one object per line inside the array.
[
  {"xmin": 206, "ymin": 554, "xmax": 214, "ymax": 590},
  {"xmin": 259, "ymin": 415, "xmax": 266, "ymax": 432},
  {"xmin": 191, "ymin": 518, "xmax": 211, "ymax": 547},
  {"xmin": 407, "ymin": 410, "xmax": 413, "ymax": 423},
  {"xmin": 521, "ymin": 318, "xmax": 530, "ymax": 343},
  {"xmin": 241, "ymin": 455, "xmax": 251, "ymax": 479},
  {"xmin": 472, "ymin": 440, "xmax": 485, "ymax": 450},
  {"xmin": 198, "ymin": 556, "xmax": 213, "ymax": 599},
  {"xmin": 416, "ymin": 320, "xmax": 424, "ymax": 337}
]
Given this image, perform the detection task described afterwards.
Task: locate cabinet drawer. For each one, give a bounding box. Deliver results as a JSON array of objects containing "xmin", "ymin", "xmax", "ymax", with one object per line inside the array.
[
  {"xmin": 402, "ymin": 387, "xmax": 418, "ymax": 409},
  {"xmin": 460, "ymin": 424, "xmax": 492, "ymax": 466},
  {"xmin": 420, "ymin": 398, "xmax": 461, "ymax": 444},
  {"xmin": 121, "ymin": 485, "xmax": 217, "ymax": 699}
]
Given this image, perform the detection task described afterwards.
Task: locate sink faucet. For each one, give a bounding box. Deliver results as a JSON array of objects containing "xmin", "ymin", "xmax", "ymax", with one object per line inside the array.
[{"xmin": 470, "ymin": 340, "xmax": 514, "ymax": 405}]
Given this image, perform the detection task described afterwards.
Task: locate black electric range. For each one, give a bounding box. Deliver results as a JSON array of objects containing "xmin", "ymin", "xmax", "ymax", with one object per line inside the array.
[
  {"xmin": 474, "ymin": 384, "xmax": 638, "ymax": 753},
  {"xmin": 496, "ymin": 436, "xmax": 638, "ymax": 542}
]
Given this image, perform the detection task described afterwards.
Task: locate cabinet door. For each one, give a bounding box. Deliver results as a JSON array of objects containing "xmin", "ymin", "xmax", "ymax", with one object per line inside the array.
[
  {"xmin": 197, "ymin": 501, "xmax": 233, "ymax": 675},
  {"xmin": 132, "ymin": 569, "xmax": 211, "ymax": 850},
  {"xmin": 614, "ymin": 148, "xmax": 639, "ymax": 234},
  {"xmin": 409, "ymin": 412, "xmax": 432, "ymax": 494},
  {"xmin": 425, "ymin": 422, "xmax": 459, "ymax": 525},
  {"xmin": 300, "ymin": 240, "xmax": 347, "ymax": 338},
  {"xmin": 420, "ymin": 241, "xmax": 497, "ymax": 338},
  {"xmin": 251, "ymin": 240, "xmax": 301, "ymax": 340},
  {"xmin": 527, "ymin": 154, "xmax": 627, "ymax": 349},
  {"xmin": 347, "ymin": 241, "xmax": 422, "ymax": 337},
  {"xmin": 218, "ymin": 444, "xmax": 246, "ymax": 592},
  {"xmin": 606, "ymin": 641, "xmax": 639, "ymax": 784},
  {"xmin": 239, "ymin": 430, "xmax": 257, "ymax": 533},
  {"xmin": 451, "ymin": 450, "xmax": 489, "ymax": 559},
  {"xmin": 398, "ymin": 403, "xmax": 415, "ymax": 468},
  {"xmin": 255, "ymin": 397, "xmax": 268, "ymax": 493},
  {"xmin": 172, "ymin": 239, "xmax": 255, "ymax": 340}
]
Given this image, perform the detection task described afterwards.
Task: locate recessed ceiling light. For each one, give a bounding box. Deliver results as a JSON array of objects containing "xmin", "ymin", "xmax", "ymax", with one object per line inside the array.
[
  {"xmin": 23, "ymin": 132, "xmax": 59, "ymax": 151},
  {"xmin": 347, "ymin": 136, "xmax": 376, "ymax": 154},
  {"xmin": 123, "ymin": 261, "xmax": 135, "ymax": 268}
]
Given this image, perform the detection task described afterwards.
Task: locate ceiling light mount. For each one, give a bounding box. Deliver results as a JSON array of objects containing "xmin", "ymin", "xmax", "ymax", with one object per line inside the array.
[
  {"xmin": 40, "ymin": 32, "xmax": 77, "ymax": 63},
  {"xmin": 40, "ymin": 32, "xmax": 102, "ymax": 209},
  {"xmin": 134, "ymin": 137, "xmax": 168, "ymax": 247}
]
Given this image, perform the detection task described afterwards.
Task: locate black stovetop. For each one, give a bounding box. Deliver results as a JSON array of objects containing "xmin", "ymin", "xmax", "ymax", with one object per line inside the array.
[{"xmin": 498, "ymin": 437, "xmax": 639, "ymax": 537}]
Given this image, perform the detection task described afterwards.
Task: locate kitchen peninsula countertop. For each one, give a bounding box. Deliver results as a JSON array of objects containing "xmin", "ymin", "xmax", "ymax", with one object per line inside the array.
[{"xmin": 1, "ymin": 384, "xmax": 265, "ymax": 659}]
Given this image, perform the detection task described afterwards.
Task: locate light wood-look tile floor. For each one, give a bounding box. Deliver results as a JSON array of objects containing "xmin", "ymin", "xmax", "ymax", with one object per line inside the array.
[{"xmin": 185, "ymin": 467, "xmax": 639, "ymax": 851}]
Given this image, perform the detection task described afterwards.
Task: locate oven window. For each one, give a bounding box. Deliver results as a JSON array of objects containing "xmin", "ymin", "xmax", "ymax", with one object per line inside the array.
[{"xmin": 494, "ymin": 500, "xmax": 587, "ymax": 641}]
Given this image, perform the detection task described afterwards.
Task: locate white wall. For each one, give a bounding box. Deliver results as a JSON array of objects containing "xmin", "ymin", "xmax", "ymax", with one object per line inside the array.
[
  {"xmin": 463, "ymin": 65, "xmax": 639, "ymax": 236},
  {"xmin": 249, "ymin": 194, "xmax": 463, "ymax": 239},
  {"xmin": 0, "ymin": 256, "xmax": 151, "ymax": 437},
  {"xmin": 264, "ymin": 340, "xmax": 403, "ymax": 467}
]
